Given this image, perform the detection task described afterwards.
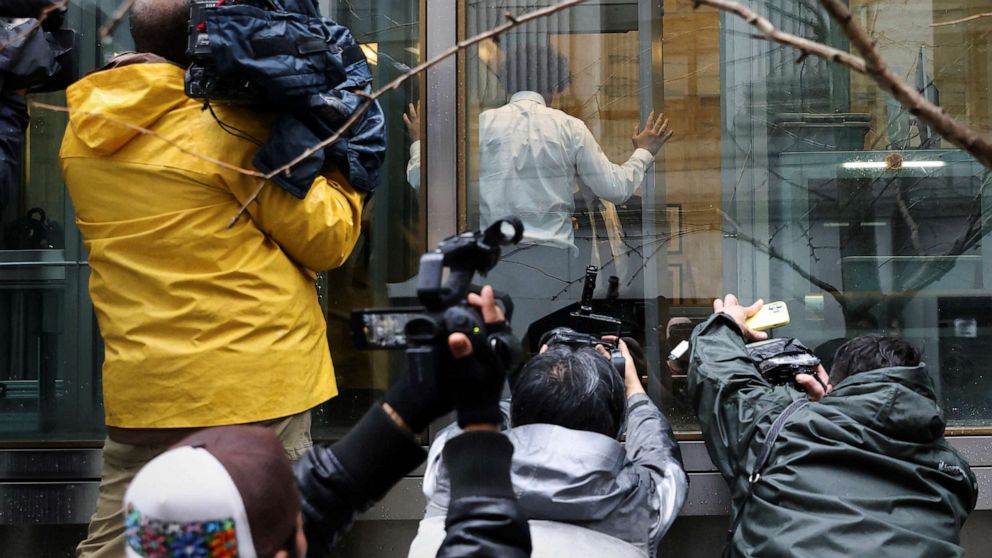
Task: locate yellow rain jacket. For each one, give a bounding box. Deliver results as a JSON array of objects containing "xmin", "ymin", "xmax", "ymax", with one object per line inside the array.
[{"xmin": 60, "ymin": 62, "xmax": 363, "ymax": 428}]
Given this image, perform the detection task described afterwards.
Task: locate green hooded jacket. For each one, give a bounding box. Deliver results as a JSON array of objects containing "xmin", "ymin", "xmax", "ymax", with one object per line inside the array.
[{"xmin": 688, "ymin": 313, "xmax": 978, "ymax": 557}]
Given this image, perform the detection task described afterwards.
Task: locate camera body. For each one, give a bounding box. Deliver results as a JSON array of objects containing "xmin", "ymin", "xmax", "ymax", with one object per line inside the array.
[
  {"xmin": 186, "ymin": 0, "xmax": 272, "ymax": 101},
  {"xmin": 539, "ymin": 327, "xmax": 626, "ymax": 378},
  {"xmin": 352, "ymin": 218, "xmax": 526, "ymax": 385},
  {"xmin": 746, "ymin": 337, "xmax": 821, "ymax": 389}
]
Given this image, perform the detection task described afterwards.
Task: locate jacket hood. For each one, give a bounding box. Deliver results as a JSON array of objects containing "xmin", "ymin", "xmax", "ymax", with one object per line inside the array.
[
  {"xmin": 828, "ymin": 364, "xmax": 946, "ymax": 443},
  {"xmin": 505, "ymin": 424, "xmax": 636, "ymax": 521},
  {"xmin": 65, "ymin": 62, "xmax": 188, "ymax": 155},
  {"xmin": 425, "ymin": 423, "xmax": 639, "ymax": 522}
]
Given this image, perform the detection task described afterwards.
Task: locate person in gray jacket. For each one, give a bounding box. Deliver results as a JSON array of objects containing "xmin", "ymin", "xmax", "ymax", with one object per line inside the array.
[{"xmin": 411, "ymin": 337, "xmax": 688, "ymax": 557}]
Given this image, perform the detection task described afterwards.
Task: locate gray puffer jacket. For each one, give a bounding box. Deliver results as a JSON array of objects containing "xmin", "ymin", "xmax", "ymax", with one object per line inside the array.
[{"xmin": 419, "ymin": 396, "xmax": 688, "ymax": 557}]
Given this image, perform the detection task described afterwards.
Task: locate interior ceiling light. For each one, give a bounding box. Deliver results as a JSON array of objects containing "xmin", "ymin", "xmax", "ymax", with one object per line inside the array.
[{"xmin": 842, "ymin": 160, "xmax": 946, "ymax": 170}]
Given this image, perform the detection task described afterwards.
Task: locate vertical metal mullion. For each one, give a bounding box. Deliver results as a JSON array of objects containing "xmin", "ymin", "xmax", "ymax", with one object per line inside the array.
[
  {"xmin": 640, "ymin": 0, "xmax": 665, "ymax": 406},
  {"xmin": 425, "ymin": 0, "xmax": 459, "ymax": 442},
  {"xmin": 425, "ymin": 0, "xmax": 459, "ymax": 249}
]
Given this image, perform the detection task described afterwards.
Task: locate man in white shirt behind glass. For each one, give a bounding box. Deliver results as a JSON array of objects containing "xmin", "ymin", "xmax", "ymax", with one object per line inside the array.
[{"xmin": 479, "ymin": 41, "xmax": 673, "ymax": 334}]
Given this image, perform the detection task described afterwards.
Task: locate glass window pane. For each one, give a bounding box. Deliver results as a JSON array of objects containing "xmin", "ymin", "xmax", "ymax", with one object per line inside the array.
[
  {"xmin": 1, "ymin": 0, "xmax": 131, "ymax": 440},
  {"xmin": 461, "ymin": 0, "xmax": 992, "ymax": 432},
  {"xmin": 313, "ymin": 1, "xmax": 424, "ymax": 439},
  {"xmin": 2, "ymin": 1, "xmax": 424, "ymax": 441}
]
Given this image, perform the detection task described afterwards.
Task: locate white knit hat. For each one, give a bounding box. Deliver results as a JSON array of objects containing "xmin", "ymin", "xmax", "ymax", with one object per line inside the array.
[{"xmin": 123, "ymin": 445, "xmax": 258, "ymax": 558}]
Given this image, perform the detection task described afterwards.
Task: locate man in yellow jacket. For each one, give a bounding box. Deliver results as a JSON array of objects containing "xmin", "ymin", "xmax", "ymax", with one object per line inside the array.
[{"xmin": 60, "ymin": 2, "xmax": 364, "ymax": 556}]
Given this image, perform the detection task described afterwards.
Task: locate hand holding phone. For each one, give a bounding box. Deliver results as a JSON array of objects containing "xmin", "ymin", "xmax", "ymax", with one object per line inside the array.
[{"xmin": 745, "ymin": 301, "xmax": 790, "ymax": 332}]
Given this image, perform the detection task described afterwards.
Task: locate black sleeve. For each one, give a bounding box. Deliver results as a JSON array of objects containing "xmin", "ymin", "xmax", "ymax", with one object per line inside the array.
[
  {"xmin": 437, "ymin": 431, "xmax": 531, "ymax": 558},
  {"xmin": 0, "ymin": 95, "xmax": 29, "ymax": 210},
  {"xmin": 1, "ymin": 0, "xmax": 57, "ymax": 18},
  {"xmin": 294, "ymin": 405, "xmax": 427, "ymax": 558}
]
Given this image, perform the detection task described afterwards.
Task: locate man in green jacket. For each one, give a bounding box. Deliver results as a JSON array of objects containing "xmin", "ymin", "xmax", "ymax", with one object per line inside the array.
[{"xmin": 689, "ymin": 294, "xmax": 977, "ymax": 557}]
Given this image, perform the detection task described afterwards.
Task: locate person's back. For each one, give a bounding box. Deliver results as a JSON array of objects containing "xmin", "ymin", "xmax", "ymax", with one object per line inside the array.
[
  {"xmin": 479, "ymin": 95, "xmax": 610, "ymax": 249},
  {"xmin": 739, "ymin": 363, "xmax": 976, "ymax": 556},
  {"xmin": 689, "ymin": 302, "xmax": 978, "ymax": 557},
  {"xmin": 64, "ymin": 3, "xmax": 366, "ymax": 556},
  {"xmin": 60, "ymin": 58, "xmax": 362, "ymax": 429},
  {"xmin": 416, "ymin": 341, "xmax": 687, "ymax": 556}
]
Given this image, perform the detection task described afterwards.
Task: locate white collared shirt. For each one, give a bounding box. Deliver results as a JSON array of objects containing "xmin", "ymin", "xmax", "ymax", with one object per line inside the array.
[{"xmin": 478, "ymin": 91, "xmax": 654, "ymax": 250}]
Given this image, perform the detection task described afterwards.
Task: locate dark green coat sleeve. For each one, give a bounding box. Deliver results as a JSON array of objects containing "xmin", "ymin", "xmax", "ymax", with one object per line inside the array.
[{"xmin": 687, "ymin": 313, "xmax": 795, "ymax": 484}]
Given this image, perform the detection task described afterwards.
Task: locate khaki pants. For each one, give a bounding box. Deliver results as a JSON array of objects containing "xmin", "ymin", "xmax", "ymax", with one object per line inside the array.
[{"xmin": 76, "ymin": 412, "xmax": 313, "ymax": 558}]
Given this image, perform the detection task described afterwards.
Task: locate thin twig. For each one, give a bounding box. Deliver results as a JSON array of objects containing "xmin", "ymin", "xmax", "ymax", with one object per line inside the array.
[
  {"xmin": 99, "ymin": 0, "xmax": 140, "ymax": 39},
  {"xmin": 716, "ymin": 208, "xmax": 844, "ymax": 300},
  {"xmin": 32, "ymin": 101, "xmax": 269, "ymax": 179},
  {"xmin": 227, "ymin": 0, "xmax": 590, "ymax": 225},
  {"xmin": 692, "ymin": 0, "xmax": 867, "ymax": 73},
  {"xmin": 930, "ymin": 12, "xmax": 992, "ymax": 28}
]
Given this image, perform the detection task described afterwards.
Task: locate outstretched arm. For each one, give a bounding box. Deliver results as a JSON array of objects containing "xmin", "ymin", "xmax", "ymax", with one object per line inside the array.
[
  {"xmin": 573, "ymin": 111, "xmax": 672, "ymax": 204},
  {"xmin": 605, "ymin": 337, "xmax": 688, "ymax": 554},
  {"xmin": 404, "ymin": 103, "xmax": 421, "ymax": 191},
  {"xmin": 687, "ymin": 295, "xmax": 783, "ymax": 483},
  {"xmin": 294, "ymin": 405, "xmax": 427, "ymax": 557},
  {"xmin": 437, "ymin": 287, "xmax": 531, "ymax": 557}
]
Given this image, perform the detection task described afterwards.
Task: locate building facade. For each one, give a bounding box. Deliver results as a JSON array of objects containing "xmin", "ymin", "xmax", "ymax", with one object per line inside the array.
[{"xmin": 1, "ymin": 0, "xmax": 990, "ymax": 555}]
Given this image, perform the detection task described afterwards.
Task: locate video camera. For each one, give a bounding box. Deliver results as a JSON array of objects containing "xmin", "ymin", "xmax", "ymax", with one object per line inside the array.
[
  {"xmin": 351, "ymin": 218, "xmax": 526, "ymax": 384},
  {"xmin": 186, "ymin": 0, "xmax": 274, "ymax": 101}
]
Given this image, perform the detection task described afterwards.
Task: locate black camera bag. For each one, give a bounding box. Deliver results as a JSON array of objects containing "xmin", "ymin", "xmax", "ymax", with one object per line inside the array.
[{"xmin": 746, "ymin": 337, "xmax": 820, "ymax": 387}]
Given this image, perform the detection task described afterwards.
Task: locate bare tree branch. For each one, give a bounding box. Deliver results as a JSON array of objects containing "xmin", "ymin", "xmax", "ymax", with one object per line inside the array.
[
  {"xmin": 100, "ymin": 0, "xmax": 140, "ymax": 39},
  {"xmin": 816, "ymin": 0, "xmax": 992, "ymax": 170},
  {"xmin": 930, "ymin": 12, "xmax": 992, "ymax": 28},
  {"xmin": 692, "ymin": 0, "xmax": 867, "ymax": 73},
  {"xmin": 693, "ymin": 0, "xmax": 992, "ymax": 171},
  {"xmin": 716, "ymin": 208, "xmax": 845, "ymax": 300},
  {"xmin": 213, "ymin": 0, "xmax": 590, "ymax": 226}
]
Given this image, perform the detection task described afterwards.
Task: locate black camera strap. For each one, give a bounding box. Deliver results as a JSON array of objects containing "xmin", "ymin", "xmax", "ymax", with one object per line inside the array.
[{"xmin": 722, "ymin": 397, "xmax": 809, "ymax": 557}]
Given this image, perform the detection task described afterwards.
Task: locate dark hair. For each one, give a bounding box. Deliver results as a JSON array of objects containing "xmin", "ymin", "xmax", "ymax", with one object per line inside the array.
[
  {"xmin": 130, "ymin": 0, "xmax": 191, "ymax": 66},
  {"xmin": 500, "ymin": 40, "xmax": 571, "ymax": 97},
  {"xmin": 510, "ymin": 345, "xmax": 626, "ymax": 438},
  {"xmin": 829, "ymin": 334, "xmax": 922, "ymax": 385}
]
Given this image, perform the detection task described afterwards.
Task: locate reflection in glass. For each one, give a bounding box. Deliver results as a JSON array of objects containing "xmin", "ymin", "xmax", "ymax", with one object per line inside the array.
[
  {"xmin": 1, "ymin": 0, "xmax": 129, "ymax": 440},
  {"xmin": 463, "ymin": 1, "xmax": 992, "ymax": 431},
  {"xmin": 314, "ymin": 1, "xmax": 423, "ymax": 439}
]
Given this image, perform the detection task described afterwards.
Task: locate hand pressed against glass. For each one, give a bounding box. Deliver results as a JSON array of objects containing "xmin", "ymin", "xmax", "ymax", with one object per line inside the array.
[{"xmin": 631, "ymin": 111, "xmax": 674, "ymax": 156}]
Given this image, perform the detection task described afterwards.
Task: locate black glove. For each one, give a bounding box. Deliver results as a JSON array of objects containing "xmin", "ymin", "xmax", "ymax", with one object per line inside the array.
[
  {"xmin": 450, "ymin": 321, "xmax": 520, "ymax": 428},
  {"xmin": 383, "ymin": 347, "xmax": 453, "ymax": 434}
]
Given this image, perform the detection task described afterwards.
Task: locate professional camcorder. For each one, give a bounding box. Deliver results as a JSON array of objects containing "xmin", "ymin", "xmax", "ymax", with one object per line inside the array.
[
  {"xmin": 539, "ymin": 327, "xmax": 626, "ymax": 377},
  {"xmin": 186, "ymin": 0, "xmax": 271, "ymax": 101},
  {"xmin": 351, "ymin": 218, "xmax": 526, "ymax": 384},
  {"xmin": 746, "ymin": 337, "xmax": 821, "ymax": 390},
  {"xmin": 183, "ymin": 0, "xmax": 386, "ymax": 197}
]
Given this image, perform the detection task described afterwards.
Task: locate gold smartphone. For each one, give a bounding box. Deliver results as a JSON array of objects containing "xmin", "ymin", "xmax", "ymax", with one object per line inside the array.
[{"xmin": 745, "ymin": 301, "xmax": 790, "ymax": 331}]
